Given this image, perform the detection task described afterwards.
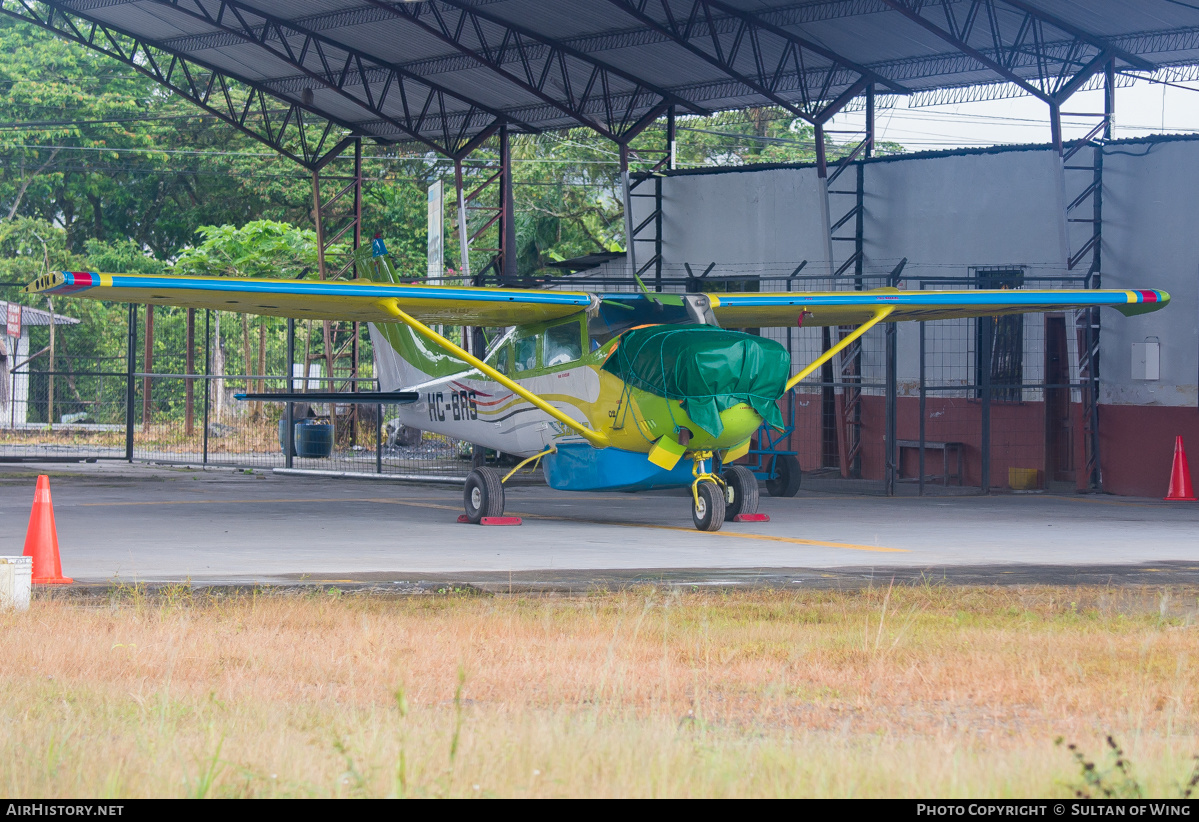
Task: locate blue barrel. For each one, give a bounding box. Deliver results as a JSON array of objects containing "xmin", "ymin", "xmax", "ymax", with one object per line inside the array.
[
  {"xmin": 293, "ymin": 423, "xmax": 333, "ymax": 458},
  {"xmin": 278, "ymin": 417, "xmax": 296, "ymax": 455}
]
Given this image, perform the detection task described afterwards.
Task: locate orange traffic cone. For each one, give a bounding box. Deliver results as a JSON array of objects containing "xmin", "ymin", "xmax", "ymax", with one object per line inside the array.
[
  {"xmin": 22, "ymin": 475, "xmax": 72, "ymax": 583},
  {"xmin": 1164, "ymin": 436, "xmax": 1197, "ymax": 501}
]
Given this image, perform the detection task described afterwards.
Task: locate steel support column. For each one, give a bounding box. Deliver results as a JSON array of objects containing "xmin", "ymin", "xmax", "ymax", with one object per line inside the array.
[
  {"xmin": 454, "ymin": 160, "xmax": 471, "ymax": 284},
  {"xmin": 1055, "ymin": 60, "xmax": 1114, "ymax": 491},
  {"xmin": 620, "ymin": 107, "xmax": 673, "ymax": 291},
  {"xmin": 285, "ymin": 318, "xmax": 295, "ymax": 470},
  {"xmin": 141, "ymin": 305, "xmax": 153, "ymax": 433},
  {"xmin": 124, "ymin": 303, "xmax": 136, "ymax": 462},
  {"xmin": 202, "ymin": 309, "xmax": 211, "ymax": 464},
  {"xmin": 621, "ymin": 143, "xmax": 635, "ymax": 283},
  {"xmin": 185, "ymin": 308, "xmax": 195, "ymax": 436},
  {"xmin": 821, "ymin": 85, "xmax": 875, "ymax": 480},
  {"xmin": 312, "ymin": 136, "xmax": 364, "ymax": 443},
  {"xmin": 980, "ymin": 316, "xmax": 993, "ymax": 494},
  {"xmin": 500, "ymin": 125, "xmax": 518, "ymax": 283},
  {"xmin": 884, "ymin": 259, "xmax": 906, "ymax": 496},
  {"xmin": 667, "ymin": 107, "xmax": 677, "ymax": 171},
  {"xmin": 918, "ymin": 318, "xmax": 926, "ymax": 497}
]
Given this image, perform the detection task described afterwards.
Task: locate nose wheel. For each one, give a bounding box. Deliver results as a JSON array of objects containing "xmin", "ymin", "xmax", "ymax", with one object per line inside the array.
[
  {"xmin": 689, "ymin": 451, "xmax": 727, "ymax": 531},
  {"xmin": 692, "ymin": 480, "xmax": 726, "ymax": 531}
]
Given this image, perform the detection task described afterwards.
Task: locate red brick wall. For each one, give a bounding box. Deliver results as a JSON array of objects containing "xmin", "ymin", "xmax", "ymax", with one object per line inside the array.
[
  {"xmin": 1099, "ymin": 404, "xmax": 1199, "ymax": 497},
  {"xmin": 767, "ymin": 396, "xmax": 1198, "ymax": 496}
]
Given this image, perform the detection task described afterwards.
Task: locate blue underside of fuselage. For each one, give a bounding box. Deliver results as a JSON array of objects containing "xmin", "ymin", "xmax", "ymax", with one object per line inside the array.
[{"xmin": 542, "ymin": 443, "xmax": 695, "ymax": 492}]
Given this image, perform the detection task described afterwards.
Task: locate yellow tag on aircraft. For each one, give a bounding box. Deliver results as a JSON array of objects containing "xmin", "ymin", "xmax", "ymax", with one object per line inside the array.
[{"xmin": 647, "ymin": 433, "xmax": 687, "ymax": 471}]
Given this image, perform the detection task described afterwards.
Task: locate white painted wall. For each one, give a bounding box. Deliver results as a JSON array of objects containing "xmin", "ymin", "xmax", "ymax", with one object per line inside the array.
[
  {"xmin": 1097, "ymin": 139, "xmax": 1199, "ymax": 407},
  {"xmin": 650, "ymin": 138, "xmax": 1199, "ymax": 407},
  {"xmin": 3, "ymin": 331, "xmax": 30, "ymax": 426}
]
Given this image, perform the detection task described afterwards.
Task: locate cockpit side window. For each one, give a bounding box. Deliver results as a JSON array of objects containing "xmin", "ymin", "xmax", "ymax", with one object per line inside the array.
[
  {"xmin": 514, "ymin": 335, "xmax": 538, "ymax": 372},
  {"xmin": 545, "ymin": 320, "xmax": 583, "ymax": 367},
  {"xmin": 492, "ymin": 344, "xmax": 513, "ymax": 376}
]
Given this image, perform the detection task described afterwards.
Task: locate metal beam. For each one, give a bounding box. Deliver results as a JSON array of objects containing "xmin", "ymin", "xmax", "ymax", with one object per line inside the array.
[
  {"xmin": 998, "ymin": 0, "xmax": 1155, "ymax": 71},
  {"xmin": 878, "ymin": 0, "xmax": 1149, "ymax": 104},
  {"xmin": 1052, "ymin": 50, "xmax": 1113, "ymax": 104},
  {"xmin": 604, "ymin": 0, "xmax": 904, "ymax": 125},
  {"xmin": 146, "ymin": 0, "xmax": 527, "ymax": 153},
  {"xmin": 1, "ymin": 0, "xmax": 358, "ymax": 168},
  {"xmin": 365, "ymin": 0, "xmax": 702, "ymax": 140},
  {"xmin": 878, "ymin": 0, "xmax": 1052, "ymax": 103},
  {"xmin": 499, "ymin": 125, "xmax": 517, "ymax": 283}
]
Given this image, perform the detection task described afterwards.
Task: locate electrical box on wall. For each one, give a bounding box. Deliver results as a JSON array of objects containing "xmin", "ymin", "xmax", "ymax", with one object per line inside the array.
[{"xmin": 1132, "ymin": 340, "xmax": 1160, "ymax": 380}]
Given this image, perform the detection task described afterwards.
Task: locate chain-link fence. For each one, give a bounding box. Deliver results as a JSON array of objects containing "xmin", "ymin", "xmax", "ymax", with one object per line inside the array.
[
  {"xmin": 2, "ymin": 270, "xmax": 1099, "ymax": 495},
  {"xmin": 906, "ymin": 273, "xmax": 1091, "ymax": 494},
  {"xmin": 1, "ymin": 304, "xmax": 476, "ymax": 479}
]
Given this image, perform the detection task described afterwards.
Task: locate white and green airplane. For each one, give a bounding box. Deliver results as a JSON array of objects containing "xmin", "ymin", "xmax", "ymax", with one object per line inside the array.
[{"xmin": 27, "ymin": 246, "xmax": 1168, "ymax": 531}]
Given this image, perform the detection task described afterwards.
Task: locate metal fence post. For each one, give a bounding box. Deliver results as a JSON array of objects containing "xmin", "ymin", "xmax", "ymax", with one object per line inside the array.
[
  {"xmin": 980, "ymin": 316, "xmax": 993, "ymax": 494},
  {"xmin": 885, "ymin": 319, "xmax": 897, "ymax": 497},
  {"xmin": 375, "ymin": 403, "xmax": 383, "ymax": 474},
  {"xmin": 918, "ymin": 320, "xmax": 926, "ymax": 497},
  {"xmin": 124, "ymin": 303, "xmax": 136, "ymax": 461},
  {"xmin": 202, "ymin": 309, "xmax": 211, "ymax": 464},
  {"xmin": 285, "ymin": 318, "xmax": 295, "ymax": 469},
  {"xmin": 884, "ymin": 259, "xmax": 904, "ymax": 496}
]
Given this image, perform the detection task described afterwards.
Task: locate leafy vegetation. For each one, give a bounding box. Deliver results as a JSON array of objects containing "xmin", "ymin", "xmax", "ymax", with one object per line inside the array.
[
  {"xmin": 1058, "ymin": 736, "xmax": 1199, "ymax": 799},
  {"xmin": 0, "ymin": 13, "xmax": 901, "ymax": 428}
]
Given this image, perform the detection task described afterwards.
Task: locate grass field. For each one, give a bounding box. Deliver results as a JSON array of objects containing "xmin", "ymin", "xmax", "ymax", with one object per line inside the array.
[{"xmin": 1, "ymin": 584, "xmax": 1197, "ymax": 798}]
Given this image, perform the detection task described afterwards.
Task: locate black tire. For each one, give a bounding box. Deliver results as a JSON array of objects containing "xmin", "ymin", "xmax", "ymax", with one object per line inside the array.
[
  {"xmin": 463, "ymin": 467, "xmax": 505, "ymax": 523},
  {"xmin": 692, "ymin": 481, "xmax": 726, "ymax": 532},
  {"xmin": 765, "ymin": 454, "xmax": 802, "ymax": 498},
  {"xmin": 723, "ymin": 465, "xmax": 760, "ymax": 519}
]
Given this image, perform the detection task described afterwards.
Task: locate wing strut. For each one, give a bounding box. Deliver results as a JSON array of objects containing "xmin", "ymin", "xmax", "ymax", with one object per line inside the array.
[
  {"xmin": 785, "ymin": 307, "xmax": 894, "ymax": 392},
  {"xmin": 376, "ymin": 299, "xmax": 611, "ymax": 449}
]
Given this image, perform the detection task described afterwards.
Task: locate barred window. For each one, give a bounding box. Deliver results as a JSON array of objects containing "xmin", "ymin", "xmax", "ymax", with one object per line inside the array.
[{"xmin": 975, "ymin": 268, "xmax": 1024, "ymax": 403}]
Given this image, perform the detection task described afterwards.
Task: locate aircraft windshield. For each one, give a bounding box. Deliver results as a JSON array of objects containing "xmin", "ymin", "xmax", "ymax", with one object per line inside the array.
[
  {"xmin": 588, "ymin": 295, "xmax": 693, "ymax": 346},
  {"xmin": 546, "ymin": 321, "xmax": 582, "ymax": 366}
]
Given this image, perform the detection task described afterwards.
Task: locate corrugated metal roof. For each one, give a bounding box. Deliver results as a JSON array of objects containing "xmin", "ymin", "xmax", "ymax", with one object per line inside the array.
[
  {"xmin": 15, "ymin": 1, "xmax": 1199, "ymax": 154},
  {"xmin": 0, "ymin": 302, "xmax": 81, "ymax": 328}
]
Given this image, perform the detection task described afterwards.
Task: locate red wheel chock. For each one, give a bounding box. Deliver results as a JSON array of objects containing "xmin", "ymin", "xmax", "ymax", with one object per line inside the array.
[
  {"xmin": 733, "ymin": 513, "xmax": 770, "ymax": 523},
  {"xmin": 457, "ymin": 514, "xmax": 523, "ymax": 525}
]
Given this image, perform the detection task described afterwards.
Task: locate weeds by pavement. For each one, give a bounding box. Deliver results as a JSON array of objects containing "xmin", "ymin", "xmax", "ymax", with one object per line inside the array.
[{"xmin": 1, "ymin": 584, "xmax": 1196, "ymax": 797}]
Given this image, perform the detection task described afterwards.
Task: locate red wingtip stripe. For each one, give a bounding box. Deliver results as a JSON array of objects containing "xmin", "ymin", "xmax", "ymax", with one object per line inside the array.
[{"xmin": 1138, "ymin": 290, "xmax": 1159, "ymax": 303}]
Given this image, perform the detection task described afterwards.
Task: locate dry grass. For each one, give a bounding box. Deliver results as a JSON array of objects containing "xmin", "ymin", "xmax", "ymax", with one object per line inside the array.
[{"xmin": 1, "ymin": 584, "xmax": 1197, "ymax": 798}]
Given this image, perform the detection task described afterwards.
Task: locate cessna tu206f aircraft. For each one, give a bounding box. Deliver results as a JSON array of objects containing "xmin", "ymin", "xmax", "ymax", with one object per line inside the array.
[{"xmin": 27, "ymin": 243, "xmax": 1168, "ymax": 532}]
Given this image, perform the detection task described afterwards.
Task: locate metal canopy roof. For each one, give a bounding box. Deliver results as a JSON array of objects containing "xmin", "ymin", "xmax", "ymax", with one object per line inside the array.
[{"xmin": 5, "ymin": 1, "xmax": 1199, "ymax": 165}]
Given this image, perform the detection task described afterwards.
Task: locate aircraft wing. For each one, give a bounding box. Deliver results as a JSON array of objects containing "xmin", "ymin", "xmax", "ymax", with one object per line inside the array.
[
  {"xmin": 710, "ymin": 287, "xmax": 1169, "ymax": 327},
  {"xmin": 25, "ymin": 271, "xmax": 595, "ymax": 326}
]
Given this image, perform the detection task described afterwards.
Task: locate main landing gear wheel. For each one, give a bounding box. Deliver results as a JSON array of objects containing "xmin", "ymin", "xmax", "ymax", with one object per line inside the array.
[
  {"xmin": 722, "ymin": 465, "xmax": 760, "ymax": 519},
  {"xmin": 692, "ymin": 481, "xmax": 726, "ymax": 532},
  {"xmin": 765, "ymin": 454, "xmax": 802, "ymax": 498},
  {"xmin": 464, "ymin": 467, "xmax": 505, "ymax": 523}
]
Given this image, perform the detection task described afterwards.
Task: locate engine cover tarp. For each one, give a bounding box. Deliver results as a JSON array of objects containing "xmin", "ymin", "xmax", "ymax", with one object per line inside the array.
[{"xmin": 602, "ymin": 324, "xmax": 788, "ymax": 438}]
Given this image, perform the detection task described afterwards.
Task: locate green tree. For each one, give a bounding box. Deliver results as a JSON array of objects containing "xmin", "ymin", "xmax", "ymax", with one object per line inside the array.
[
  {"xmin": 174, "ymin": 221, "xmax": 332, "ymax": 420},
  {"xmin": 0, "ymin": 15, "xmax": 312, "ymax": 258}
]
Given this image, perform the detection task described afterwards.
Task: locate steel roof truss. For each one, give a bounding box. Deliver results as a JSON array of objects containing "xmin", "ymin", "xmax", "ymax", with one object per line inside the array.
[
  {"xmin": 0, "ymin": 0, "xmax": 366, "ymax": 168},
  {"xmin": 368, "ymin": 0, "xmax": 700, "ymax": 140},
  {"xmin": 880, "ymin": 0, "xmax": 1147, "ymax": 103},
  {"xmin": 703, "ymin": 0, "xmax": 909, "ymax": 94},
  {"xmin": 147, "ymin": 0, "xmax": 525, "ymax": 154},
  {"xmin": 605, "ymin": 0, "xmax": 899, "ymax": 125}
]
